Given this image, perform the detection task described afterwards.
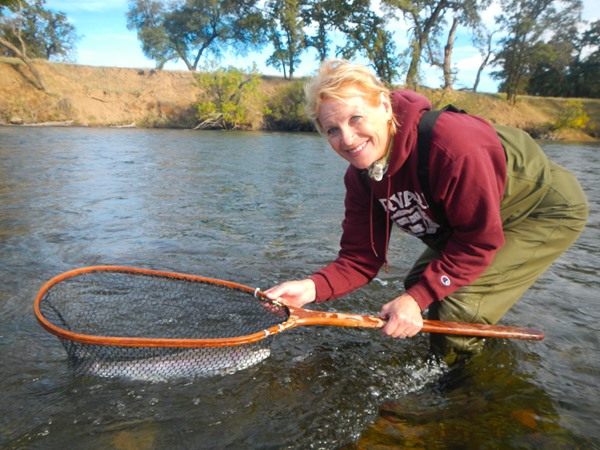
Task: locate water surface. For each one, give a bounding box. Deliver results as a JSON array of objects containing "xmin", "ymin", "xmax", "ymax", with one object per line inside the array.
[{"xmin": 0, "ymin": 127, "xmax": 598, "ymax": 448}]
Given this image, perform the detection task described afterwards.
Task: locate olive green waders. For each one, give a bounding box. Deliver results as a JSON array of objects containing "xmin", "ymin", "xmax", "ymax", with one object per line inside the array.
[{"xmin": 405, "ymin": 126, "xmax": 589, "ymax": 365}]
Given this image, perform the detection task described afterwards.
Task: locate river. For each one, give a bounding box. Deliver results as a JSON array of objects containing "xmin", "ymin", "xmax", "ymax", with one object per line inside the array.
[{"xmin": 0, "ymin": 126, "xmax": 598, "ymax": 449}]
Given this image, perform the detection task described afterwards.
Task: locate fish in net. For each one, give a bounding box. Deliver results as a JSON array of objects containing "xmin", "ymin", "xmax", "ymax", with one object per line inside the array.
[{"xmin": 35, "ymin": 266, "xmax": 287, "ymax": 380}]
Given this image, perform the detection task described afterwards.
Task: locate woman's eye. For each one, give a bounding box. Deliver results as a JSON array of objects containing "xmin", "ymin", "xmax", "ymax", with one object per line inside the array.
[
  {"xmin": 326, "ymin": 127, "xmax": 339, "ymax": 136},
  {"xmin": 350, "ymin": 115, "xmax": 362, "ymax": 123}
]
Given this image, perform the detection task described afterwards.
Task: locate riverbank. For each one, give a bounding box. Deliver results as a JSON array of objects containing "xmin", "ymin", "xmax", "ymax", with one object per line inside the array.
[{"xmin": 1, "ymin": 57, "xmax": 598, "ymax": 141}]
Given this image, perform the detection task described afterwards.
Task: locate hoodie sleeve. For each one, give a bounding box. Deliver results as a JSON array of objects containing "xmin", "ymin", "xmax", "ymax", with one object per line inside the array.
[
  {"xmin": 309, "ymin": 167, "xmax": 389, "ymax": 302},
  {"xmin": 406, "ymin": 112, "xmax": 507, "ymax": 310}
]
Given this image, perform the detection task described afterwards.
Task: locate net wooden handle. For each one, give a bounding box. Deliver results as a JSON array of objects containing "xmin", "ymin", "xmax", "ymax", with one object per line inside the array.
[{"xmin": 289, "ymin": 307, "xmax": 544, "ymax": 340}]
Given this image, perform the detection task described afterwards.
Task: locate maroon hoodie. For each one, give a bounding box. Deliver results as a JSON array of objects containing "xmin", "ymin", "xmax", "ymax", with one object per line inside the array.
[{"xmin": 309, "ymin": 90, "xmax": 507, "ymax": 310}]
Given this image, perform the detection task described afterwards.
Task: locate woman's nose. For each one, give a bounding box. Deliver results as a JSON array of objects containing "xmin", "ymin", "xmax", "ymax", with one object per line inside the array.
[{"xmin": 340, "ymin": 126, "xmax": 355, "ymax": 146}]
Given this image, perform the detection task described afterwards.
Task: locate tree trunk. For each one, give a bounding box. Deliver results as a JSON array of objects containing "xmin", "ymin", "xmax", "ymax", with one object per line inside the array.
[
  {"xmin": 404, "ymin": 0, "xmax": 449, "ymax": 89},
  {"xmin": 0, "ymin": 37, "xmax": 50, "ymax": 93},
  {"xmin": 473, "ymin": 32, "xmax": 495, "ymax": 93},
  {"xmin": 442, "ymin": 17, "xmax": 459, "ymax": 91}
]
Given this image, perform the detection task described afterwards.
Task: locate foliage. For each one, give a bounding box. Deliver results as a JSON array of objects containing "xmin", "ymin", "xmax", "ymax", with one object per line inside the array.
[
  {"xmin": 332, "ymin": 0, "xmax": 400, "ymax": 84},
  {"xmin": 381, "ymin": 0, "xmax": 488, "ymax": 89},
  {"xmin": 552, "ymin": 100, "xmax": 589, "ymax": 130},
  {"xmin": 194, "ymin": 65, "xmax": 265, "ymax": 130},
  {"xmin": 0, "ymin": 0, "xmax": 20, "ymax": 9},
  {"xmin": 264, "ymin": 79, "xmax": 314, "ymax": 131},
  {"xmin": 301, "ymin": 0, "xmax": 332, "ymax": 62},
  {"xmin": 382, "ymin": 0, "xmax": 449, "ymax": 88},
  {"xmin": 492, "ymin": 0, "xmax": 583, "ymax": 104},
  {"xmin": 1, "ymin": 0, "xmax": 78, "ymax": 61},
  {"xmin": 567, "ymin": 20, "xmax": 600, "ymax": 99},
  {"xmin": 127, "ymin": 0, "xmax": 267, "ymax": 71},
  {"xmin": 20, "ymin": 0, "xmax": 78, "ymax": 60},
  {"xmin": 265, "ymin": 0, "xmax": 307, "ymax": 80}
]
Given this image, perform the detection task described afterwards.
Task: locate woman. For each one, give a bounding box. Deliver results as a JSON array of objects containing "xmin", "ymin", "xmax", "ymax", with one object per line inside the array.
[{"xmin": 265, "ymin": 59, "xmax": 588, "ymax": 364}]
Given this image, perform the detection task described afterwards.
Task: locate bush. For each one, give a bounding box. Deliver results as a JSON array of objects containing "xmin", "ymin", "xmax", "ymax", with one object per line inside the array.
[
  {"xmin": 264, "ymin": 79, "xmax": 315, "ymax": 131},
  {"xmin": 552, "ymin": 100, "xmax": 589, "ymax": 131},
  {"xmin": 194, "ymin": 66, "xmax": 265, "ymax": 130}
]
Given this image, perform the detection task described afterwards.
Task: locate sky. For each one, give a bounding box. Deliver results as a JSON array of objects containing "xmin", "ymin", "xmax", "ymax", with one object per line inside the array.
[{"xmin": 44, "ymin": 0, "xmax": 600, "ymax": 94}]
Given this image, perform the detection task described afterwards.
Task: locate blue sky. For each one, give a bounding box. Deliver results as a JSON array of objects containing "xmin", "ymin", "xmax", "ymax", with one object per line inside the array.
[{"xmin": 45, "ymin": 0, "xmax": 600, "ymax": 94}]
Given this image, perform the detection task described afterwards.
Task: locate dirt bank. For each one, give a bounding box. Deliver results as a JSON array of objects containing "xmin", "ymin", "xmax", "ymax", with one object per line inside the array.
[
  {"xmin": 1, "ymin": 57, "xmax": 598, "ymax": 141},
  {"xmin": 1, "ymin": 58, "xmax": 199, "ymax": 128}
]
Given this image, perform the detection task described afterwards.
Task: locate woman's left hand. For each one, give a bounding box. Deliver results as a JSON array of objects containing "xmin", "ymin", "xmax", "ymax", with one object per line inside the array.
[{"xmin": 380, "ymin": 294, "xmax": 423, "ymax": 339}]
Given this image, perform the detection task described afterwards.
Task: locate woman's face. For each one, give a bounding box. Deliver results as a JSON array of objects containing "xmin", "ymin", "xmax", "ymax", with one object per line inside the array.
[{"xmin": 318, "ymin": 92, "xmax": 392, "ymax": 170}]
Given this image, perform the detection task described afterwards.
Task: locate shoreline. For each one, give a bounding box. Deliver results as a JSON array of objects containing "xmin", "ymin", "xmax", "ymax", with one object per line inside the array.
[{"xmin": 1, "ymin": 58, "xmax": 598, "ymax": 142}]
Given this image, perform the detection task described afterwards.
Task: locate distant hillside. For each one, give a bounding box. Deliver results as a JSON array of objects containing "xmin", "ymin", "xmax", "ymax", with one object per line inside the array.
[{"xmin": 1, "ymin": 57, "xmax": 598, "ymax": 141}]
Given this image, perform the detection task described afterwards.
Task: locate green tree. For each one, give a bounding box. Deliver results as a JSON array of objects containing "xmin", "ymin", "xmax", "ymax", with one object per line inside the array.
[
  {"xmin": 19, "ymin": 0, "xmax": 78, "ymax": 60},
  {"xmin": 302, "ymin": 0, "xmax": 333, "ymax": 62},
  {"xmin": 492, "ymin": 0, "xmax": 582, "ymax": 104},
  {"xmin": 525, "ymin": 30, "xmax": 578, "ymax": 97},
  {"xmin": 127, "ymin": 0, "xmax": 267, "ymax": 71},
  {"xmin": 0, "ymin": 0, "xmax": 19, "ymax": 8},
  {"xmin": 438, "ymin": 0, "xmax": 490, "ymax": 91},
  {"xmin": 383, "ymin": 0, "xmax": 488, "ymax": 90},
  {"xmin": 265, "ymin": 0, "xmax": 307, "ymax": 80},
  {"xmin": 569, "ymin": 20, "xmax": 600, "ymax": 98},
  {"xmin": 331, "ymin": 0, "xmax": 400, "ymax": 84},
  {"xmin": 126, "ymin": 0, "xmax": 173, "ymax": 69},
  {"xmin": 382, "ymin": 0, "xmax": 451, "ymax": 89},
  {"xmin": 472, "ymin": 28, "xmax": 498, "ymax": 92},
  {"xmin": 1, "ymin": 0, "xmax": 77, "ymax": 60},
  {"xmin": 1, "ymin": 0, "xmax": 48, "ymax": 91}
]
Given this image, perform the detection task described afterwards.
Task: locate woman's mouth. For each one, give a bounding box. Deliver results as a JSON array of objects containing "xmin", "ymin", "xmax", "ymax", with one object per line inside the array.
[{"xmin": 348, "ymin": 141, "xmax": 367, "ymax": 155}]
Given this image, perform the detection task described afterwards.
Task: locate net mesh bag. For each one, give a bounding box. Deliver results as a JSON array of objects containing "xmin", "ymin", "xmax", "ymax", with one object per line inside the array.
[{"xmin": 36, "ymin": 269, "xmax": 289, "ymax": 381}]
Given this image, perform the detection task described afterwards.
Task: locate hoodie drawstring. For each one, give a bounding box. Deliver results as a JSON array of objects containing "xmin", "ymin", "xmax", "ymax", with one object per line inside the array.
[
  {"xmin": 369, "ymin": 190, "xmax": 378, "ymax": 258},
  {"xmin": 384, "ymin": 175, "xmax": 391, "ymax": 272},
  {"xmin": 368, "ymin": 175, "xmax": 391, "ymax": 273}
]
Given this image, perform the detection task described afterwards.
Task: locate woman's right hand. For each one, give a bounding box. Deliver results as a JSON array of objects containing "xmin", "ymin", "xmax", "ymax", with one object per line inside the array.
[{"xmin": 264, "ymin": 279, "xmax": 316, "ymax": 308}]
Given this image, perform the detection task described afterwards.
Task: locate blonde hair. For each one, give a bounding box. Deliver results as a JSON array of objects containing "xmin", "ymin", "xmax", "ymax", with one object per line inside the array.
[{"xmin": 304, "ymin": 59, "xmax": 396, "ymax": 135}]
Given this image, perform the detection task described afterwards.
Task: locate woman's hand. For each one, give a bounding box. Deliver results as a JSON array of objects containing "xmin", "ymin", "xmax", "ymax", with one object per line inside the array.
[
  {"xmin": 380, "ymin": 293, "xmax": 423, "ymax": 339},
  {"xmin": 264, "ymin": 279, "xmax": 316, "ymax": 308}
]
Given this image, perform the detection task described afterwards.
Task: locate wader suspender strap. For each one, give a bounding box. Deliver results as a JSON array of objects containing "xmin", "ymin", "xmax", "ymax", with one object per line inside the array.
[
  {"xmin": 360, "ymin": 104, "xmax": 465, "ymax": 226},
  {"xmin": 417, "ymin": 105, "xmax": 465, "ymax": 226}
]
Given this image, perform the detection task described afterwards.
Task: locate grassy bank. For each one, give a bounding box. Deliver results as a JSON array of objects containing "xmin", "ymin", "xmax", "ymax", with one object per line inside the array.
[{"xmin": 1, "ymin": 57, "xmax": 598, "ymax": 141}]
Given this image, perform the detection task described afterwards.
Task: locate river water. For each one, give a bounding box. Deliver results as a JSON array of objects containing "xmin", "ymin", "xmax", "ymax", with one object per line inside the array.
[{"xmin": 0, "ymin": 126, "xmax": 598, "ymax": 449}]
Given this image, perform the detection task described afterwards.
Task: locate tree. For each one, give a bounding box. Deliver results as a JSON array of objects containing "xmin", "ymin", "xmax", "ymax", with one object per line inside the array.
[
  {"xmin": 425, "ymin": 15, "xmax": 458, "ymax": 91},
  {"xmin": 127, "ymin": 0, "xmax": 267, "ymax": 71},
  {"xmin": 19, "ymin": 0, "xmax": 78, "ymax": 60},
  {"xmin": 302, "ymin": 0, "xmax": 334, "ymax": 62},
  {"xmin": 265, "ymin": 0, "xmax": 307, "ymax": 80},
  {"xmin": 126, "ymin": 0, "xmax": 173, "ymax": 69},
  {"xmin": 525, "ymin": 29, "xmax": 578, "ymax": 97},
  {"xmin": 382, "ymin": 0, "xmax": 451, "ymax": 89},
  {"xmin": 1, "ymin": 0, "xmax": 77, "ymax": 60},
  {"xmin": 383, "ymin": 0, "xmax": 489, "ymax": 90},
  {"xmin": 492, "ymin": 0, "xmax": 582, "ymax": 104},
  {"xmin": 440, "ymin": 0, "xmax": 491, "ymax": 91},
  {"xmin": 330, "ymin": 0, "xmax": 400, "ymax": 84},
  {"xmin": 0, "ymin": 0, "xmax": 19, "ymax": 8},
  {"xmin": 0, "ymin": 0, "xmax": 48, "ymax": 91},
  {"xmin": 472, "ymin": 28, "xmax": 497, "ymax": 92},
  {"xmin": 568, "ymin": 20, "xmax": 600, "ymax": 98}
]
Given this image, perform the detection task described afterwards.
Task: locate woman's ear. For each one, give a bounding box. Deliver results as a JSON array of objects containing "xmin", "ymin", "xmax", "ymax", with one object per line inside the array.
[{"xmin": 380, "ymin": 92, "xmax": 392, "ymax": 120}]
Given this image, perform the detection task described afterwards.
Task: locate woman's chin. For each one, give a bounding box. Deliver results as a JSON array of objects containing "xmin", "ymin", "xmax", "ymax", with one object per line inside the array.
[{"xmin": 349, "ymin": 158, "xmax": 375, "ymax": 170}]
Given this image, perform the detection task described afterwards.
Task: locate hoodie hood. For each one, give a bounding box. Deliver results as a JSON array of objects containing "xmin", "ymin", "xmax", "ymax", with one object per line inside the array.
[
  {"xmin": 365, "ymin": 90, "xmax": 432, "ymax": 270},
  {"xmin": 386, "ymin": 90, "xmax": 432, "ymax": 176}
]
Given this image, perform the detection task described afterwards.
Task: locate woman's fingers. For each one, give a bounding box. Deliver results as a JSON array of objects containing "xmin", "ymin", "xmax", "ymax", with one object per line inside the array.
[{"xmin": 380, "ymin": 294, "xmax": 423, "ymax": 339}]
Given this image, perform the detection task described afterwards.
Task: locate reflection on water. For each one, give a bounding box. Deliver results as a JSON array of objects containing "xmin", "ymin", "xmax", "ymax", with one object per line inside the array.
[{"xmin": 1, "ymin": 127, "xmax": 599, "ymax": 448}]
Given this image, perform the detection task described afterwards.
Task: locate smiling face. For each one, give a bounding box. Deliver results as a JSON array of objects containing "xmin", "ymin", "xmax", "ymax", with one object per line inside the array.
[{"xmin": 318, "ymin": 91, "xmax": 393, "ymax": 170}]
